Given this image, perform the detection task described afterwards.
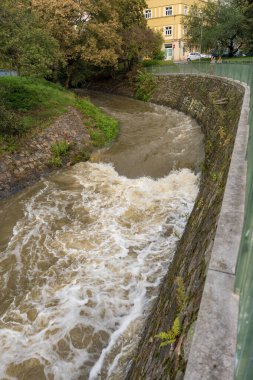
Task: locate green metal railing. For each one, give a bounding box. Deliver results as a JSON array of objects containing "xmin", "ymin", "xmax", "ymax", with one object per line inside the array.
[{"xmin": 146, "ymin": 62, "xmax": 253, "ymax": 380}]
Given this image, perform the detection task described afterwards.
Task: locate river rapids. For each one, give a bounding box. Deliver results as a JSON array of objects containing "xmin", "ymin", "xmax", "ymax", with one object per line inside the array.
[{"xmin": 0, "ymin": 93, "xmax": 203, "ymax": 380}]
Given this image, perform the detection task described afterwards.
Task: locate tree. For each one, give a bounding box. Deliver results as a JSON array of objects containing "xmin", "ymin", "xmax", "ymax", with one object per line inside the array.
[
  {"xmin": 233, "ymin": 0, "xmax": 253, "ymax": 53},
  {"xmin": 31, "ymin": 0, "xmax": 162, "ymax": 84},
  {"xmin": 32, "ymin": 0, "xmax": 122, "ymax": 86},
  {"xmin": 0, "ymin": 0, "xmax": 60, "ymax": 76},
  {"xmin": 183, "ymin": 1, "xmax": 250, "ymax": 57},
  {"xmin": 113, "ymin": 0, "xmax": 163, "ymax": 69},
  {"xmin": 121, "ymin": 26, "xmax": 163, "ymax": 69}
]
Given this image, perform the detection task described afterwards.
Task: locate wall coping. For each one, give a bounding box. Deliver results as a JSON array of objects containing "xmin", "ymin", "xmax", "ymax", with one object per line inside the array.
[{"xmin": 184, "ymin": 80, "xmax": 250, "ymax": 379}]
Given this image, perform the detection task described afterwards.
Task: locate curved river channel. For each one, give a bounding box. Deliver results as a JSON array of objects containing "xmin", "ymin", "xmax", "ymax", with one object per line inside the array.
[{"xmin": 0, "ymin": 93, "xmax": 204, "ymax": 380}]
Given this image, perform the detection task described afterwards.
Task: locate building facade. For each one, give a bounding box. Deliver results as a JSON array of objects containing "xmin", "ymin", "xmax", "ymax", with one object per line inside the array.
[{"xmin": 145, "ymin": 0, "xmax": 202, "ymax": 61}]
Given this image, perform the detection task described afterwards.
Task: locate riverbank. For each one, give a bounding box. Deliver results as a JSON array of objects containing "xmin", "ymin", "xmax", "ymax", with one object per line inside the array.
[
  {"xmin": 0, "ymin": 106, "xmax": 91, "ymax": 198},
  {"xmin": 0, "ymin": 77, "xmax": 119, "ymax": 199}
]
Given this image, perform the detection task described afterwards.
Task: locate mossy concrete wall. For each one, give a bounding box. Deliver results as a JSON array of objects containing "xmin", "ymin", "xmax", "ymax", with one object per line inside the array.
[{"xmin": 123, "ymin": 75, "xmax": 245, "ymax": 379}]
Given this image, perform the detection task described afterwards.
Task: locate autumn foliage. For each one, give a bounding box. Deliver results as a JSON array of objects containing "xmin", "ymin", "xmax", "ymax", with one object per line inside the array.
[{"xmin": 0, "ymin": 0, "xmax": 162, "ymax": 86}]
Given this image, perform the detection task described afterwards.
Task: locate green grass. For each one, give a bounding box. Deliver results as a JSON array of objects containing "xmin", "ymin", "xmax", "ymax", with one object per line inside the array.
[
  {"xmin": 0, "ymin": 76, "xmax": 119, "ymax": 153},
  {"xmin": 76, "ymin": 98, "xmax": 119, "ymax": 147},
  {"xmin": 0, "ymin": 77, "xmax": 74, "ymax": 131}
]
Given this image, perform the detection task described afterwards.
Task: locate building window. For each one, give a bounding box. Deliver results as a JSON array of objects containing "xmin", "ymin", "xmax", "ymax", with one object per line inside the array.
[
  {"xmin": 184, "ymin": 6, "xmax": 188, "ymax": 15},
  {"xmin": 164, "ymin": 26, "xmax": 172, "ymax": 36},
  {"xmin": 165, "ymin": 6, "xmax": 173, "ymax": 16},
  {"xmin": 145, "ymin": 9, "xmax": 152, "ymax": 19},
  {"xmin": 184, "ymin": 26, "xmax": 187, "ymax": 35}
]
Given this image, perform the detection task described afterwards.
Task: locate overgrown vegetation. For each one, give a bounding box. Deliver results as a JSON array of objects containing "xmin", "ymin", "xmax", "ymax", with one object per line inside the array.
[
  {"xmin": 48, "ymin": 140, "xmax": 70, "ymax": 167},
  {"xmin": 135, "ymin": 70, "xmax": 157, "ymax": 102},
  {"xmin": 0, "ymin": 76, "xmax": 119, "ymax": 153},
  {"xmin": 0, "ymin": 0, "xmax": 163, "ymax": 86},
  {"xmin": 0, "ymin": 77, "xmax": 73, "ymax": 152}
]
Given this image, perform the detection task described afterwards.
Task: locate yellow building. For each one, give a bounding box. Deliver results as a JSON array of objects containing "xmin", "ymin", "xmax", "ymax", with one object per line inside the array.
[{"xmin": 145, "ymin": 0, "xmax": 203, "ymax": 61}]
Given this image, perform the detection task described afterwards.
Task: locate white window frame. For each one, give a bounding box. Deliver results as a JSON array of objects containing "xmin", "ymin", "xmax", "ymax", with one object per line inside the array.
[
  {"xmin": 164, "ymin": 26, "xmax": 172, "ymax": 36},
  {"xmin": 184, "ymin": 5, "xmax": 188, "ymax": 15},
  {"xmin": 165, "ymin": 6, "xmax": 173, "ymax": 16},
  {"xmin": 145, "ymin": 9, "xmax": 152, "ymax": 19}
]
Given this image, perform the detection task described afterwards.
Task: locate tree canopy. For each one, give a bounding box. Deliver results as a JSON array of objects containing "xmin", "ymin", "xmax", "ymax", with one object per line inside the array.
[
  {"xmin": 0, "ymin": 0, "xmax": 60, "ymax": 76},
  {"xmin": 0, "ymin": 0, "xmax": 162, "ymax": 85},
  {"xmin": 183, "ymin": 0, "xmax": 253, "ymax": 57}
]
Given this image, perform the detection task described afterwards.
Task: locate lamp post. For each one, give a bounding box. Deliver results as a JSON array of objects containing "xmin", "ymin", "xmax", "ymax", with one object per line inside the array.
[{"xmin": 200, "ymin": 12, "xmax": 203, "ymax": 56}]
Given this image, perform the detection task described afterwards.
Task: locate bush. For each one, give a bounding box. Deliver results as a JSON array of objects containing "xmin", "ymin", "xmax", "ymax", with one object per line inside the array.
[
  {"xmin": 152, "ymin": 50, "xmax": 166, "ymax": 60},
  {"xmin": 135, "ymin": 70, "xmax": 157, "ymax": 102}
]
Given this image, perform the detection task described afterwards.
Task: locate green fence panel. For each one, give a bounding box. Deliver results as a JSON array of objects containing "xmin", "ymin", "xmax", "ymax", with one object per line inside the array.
[{"xmin": 146, "ymin": 62, "xmax": 253, "ymax": 379}]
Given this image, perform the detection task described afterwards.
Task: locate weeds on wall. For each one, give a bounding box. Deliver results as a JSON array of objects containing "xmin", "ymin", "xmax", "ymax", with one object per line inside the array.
[
  {"xmin": 154, "ymin": 276, "xmax": 187, "ymax": 348},
  {"xmin": 155, "ymin": 317, "xmax": 181, "ymax": 347}
]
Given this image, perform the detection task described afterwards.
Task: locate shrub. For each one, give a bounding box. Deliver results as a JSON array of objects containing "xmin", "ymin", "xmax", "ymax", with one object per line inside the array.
[{"xmin": 135, "ymin": 70, "xmax": 157, "ymax": 102}]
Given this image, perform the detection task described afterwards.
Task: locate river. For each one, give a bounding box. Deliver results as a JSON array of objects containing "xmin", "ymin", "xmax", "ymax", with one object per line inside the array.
[{"xmin": 0, "ymin": 93, "xmax": 204, "ymax": 380}]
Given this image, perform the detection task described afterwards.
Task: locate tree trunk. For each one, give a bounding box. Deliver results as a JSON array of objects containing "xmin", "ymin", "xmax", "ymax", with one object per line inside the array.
[{"xmin": 65, "ymin": 63, "xmax": 73, "ymax": 88}]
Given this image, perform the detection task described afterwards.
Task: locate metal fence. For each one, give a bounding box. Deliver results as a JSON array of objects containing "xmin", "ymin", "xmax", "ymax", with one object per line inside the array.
[
  {"xmin": 146, "ymin": 62, "xmax": 253, "ymax": 380},
  {"xmin": 0, "ymin": 69, "xmax": 18, "ymax": 77}
]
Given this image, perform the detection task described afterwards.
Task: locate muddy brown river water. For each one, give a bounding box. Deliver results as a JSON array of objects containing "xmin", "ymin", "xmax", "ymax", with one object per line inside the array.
[{"xmin": 0, "ymin": 93, "xmax": 204, "ymax": 380}]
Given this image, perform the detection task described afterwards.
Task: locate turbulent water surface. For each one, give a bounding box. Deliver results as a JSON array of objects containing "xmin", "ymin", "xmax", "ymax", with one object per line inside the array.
[{"xmin": 0, "ymin": 93, "xmax": 204, "ymax": 380}]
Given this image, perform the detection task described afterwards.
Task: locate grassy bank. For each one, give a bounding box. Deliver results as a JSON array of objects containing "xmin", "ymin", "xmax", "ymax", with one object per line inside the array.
[{"xmin": 0, "ymin": 77, "xmax": 119, "ymax": 153}]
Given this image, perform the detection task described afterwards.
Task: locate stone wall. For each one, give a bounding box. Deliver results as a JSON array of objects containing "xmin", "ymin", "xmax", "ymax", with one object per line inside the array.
[
  {"xmin": 122, "ymin": 75, "xmax": 244, "ymax": 379},
  {"xmin": 0, "ymin": 107, "xmax": 91, "ymax": 199}
]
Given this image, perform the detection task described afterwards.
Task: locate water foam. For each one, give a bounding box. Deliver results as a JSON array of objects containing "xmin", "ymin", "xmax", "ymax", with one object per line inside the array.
[{"xmin": 0, "ymin": 162, "xmax": 199, "ymax": 379}]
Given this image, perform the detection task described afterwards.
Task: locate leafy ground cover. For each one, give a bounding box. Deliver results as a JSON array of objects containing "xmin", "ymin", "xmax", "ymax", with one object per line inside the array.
[{"xmin": 0, "ymin": 77, "xmax": 119, "ymax": 153}]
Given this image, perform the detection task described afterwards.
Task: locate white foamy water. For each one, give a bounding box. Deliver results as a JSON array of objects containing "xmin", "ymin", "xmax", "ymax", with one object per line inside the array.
[{"xmin": 0, "ymin": 162, "xmax": 199, "ymax": 380}]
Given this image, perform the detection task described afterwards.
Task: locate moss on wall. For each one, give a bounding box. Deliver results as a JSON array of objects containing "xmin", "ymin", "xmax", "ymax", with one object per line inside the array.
[{"xmin": 124, "ymin": 75, "xmax": 244, "ymax": 379}]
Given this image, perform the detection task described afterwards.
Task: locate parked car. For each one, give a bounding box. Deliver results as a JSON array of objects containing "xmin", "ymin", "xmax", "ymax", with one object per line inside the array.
[{"xmin": 186, "ymin": 52, "xmax": 201, "ymax": 61}]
